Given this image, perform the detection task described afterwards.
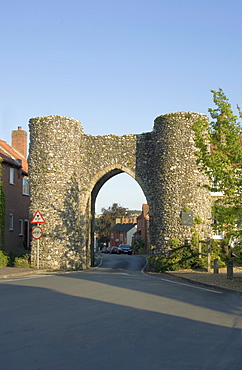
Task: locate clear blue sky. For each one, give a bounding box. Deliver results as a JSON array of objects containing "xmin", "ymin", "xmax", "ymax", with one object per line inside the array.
[{"xmin": 1, "ymin": 0, "xmax": 241, "ymax": 213}]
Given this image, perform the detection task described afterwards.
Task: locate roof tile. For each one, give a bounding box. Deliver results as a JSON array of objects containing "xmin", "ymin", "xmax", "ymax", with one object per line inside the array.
[{"xmin": 0, "ymin": 140, "xmax": 28, "ymax": 173}]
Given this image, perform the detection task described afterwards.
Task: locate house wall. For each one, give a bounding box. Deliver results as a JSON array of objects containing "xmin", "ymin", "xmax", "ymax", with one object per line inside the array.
[
  {"xmin": 1, "ymin": 161, "xmax": 30, "ymax": 254},
  {"xmin": 110, "ymin": 230, "xmax": 126, "ymax": 247},
  {"xmin": 137, "ymin": 215, "xmax": 149, "ymax": 245},
  {"xmin": 126, "ymin": 227, "xmax": 137, "ymax": 246}
]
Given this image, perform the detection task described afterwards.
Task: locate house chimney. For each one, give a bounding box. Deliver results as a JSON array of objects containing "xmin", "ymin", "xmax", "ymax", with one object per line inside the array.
[
  {"xmin": 142, "ymin": 204, "xmax": 149, "ymax": 217},
  {"xmin": 11, "ymin": 126, "xmax": 27, "ymax": 159}
]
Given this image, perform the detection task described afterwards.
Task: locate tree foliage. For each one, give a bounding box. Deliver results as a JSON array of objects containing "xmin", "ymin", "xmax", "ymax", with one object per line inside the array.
[
  {"xmin": 192, "ymin": 88, "xmax": 242, "ymax": 238},
  {"xmin": 97, "ymin": 203, "xmax": 128, "ymax": 239}
]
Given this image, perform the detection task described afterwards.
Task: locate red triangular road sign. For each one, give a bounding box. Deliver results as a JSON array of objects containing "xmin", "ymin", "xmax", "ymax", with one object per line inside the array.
[{"xmin": 30, "ymin": 210, "xmax": 45, "ymax": 224}]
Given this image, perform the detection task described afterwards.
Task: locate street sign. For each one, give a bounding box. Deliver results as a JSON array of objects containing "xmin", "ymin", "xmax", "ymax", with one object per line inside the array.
[
  {"xmin": 31, "ymin": 226, "xmax": 42, "ymax": 240},
  {"xmin": 181, "ymin": 210, "xmax": 193, "ymax": 225},
  {"xmin": 30, "ymin": 210, "xmax": 45, "ymax": 224}
]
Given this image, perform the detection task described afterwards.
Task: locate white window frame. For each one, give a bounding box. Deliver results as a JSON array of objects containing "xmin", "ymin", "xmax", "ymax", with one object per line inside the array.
[
  {"xmin": 10, "ymin": 167, "xmax": 14, "ymax": 184},
  {"xmin": 212, "ymin": 232, "xmax": 224, "ymax": 240},
  {"xmin": 22, "ymin": 177, "xmax": 30, "ymax": 195},
  {"xmin": 211, "ymin": 213, "xmax": 224, "ymax": 240},
  {"xmin": 9, "ymin": 214, "xmax": 14, "ymax": 230},
  {"xmin": 210, "ymin": 175, "xmax": 223, "ymax": 197}
]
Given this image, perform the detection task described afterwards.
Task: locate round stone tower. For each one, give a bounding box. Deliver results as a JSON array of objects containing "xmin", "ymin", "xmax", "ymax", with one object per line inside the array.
[
  {"xmin": 29, "ymin": 116, "xmax": 88, "ymax": 270},
  {"xmin": 149, "ymin": 112, "xmax": 212, "ymax": 249}
]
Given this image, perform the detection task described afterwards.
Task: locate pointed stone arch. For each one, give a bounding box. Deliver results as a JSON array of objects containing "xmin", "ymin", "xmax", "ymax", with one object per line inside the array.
[{"xmin": 89, "ymin": 163, "xmax": 148, "ymax": 206}]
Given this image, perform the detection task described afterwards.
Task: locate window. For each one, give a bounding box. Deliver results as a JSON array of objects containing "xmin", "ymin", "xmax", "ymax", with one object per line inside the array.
[
  {"xmin": 211, "ymin": 176, "xmax": 223, "ymax": 197},
  {"xmin": 19, "ymin": 219, "xmax": 23, "ymax": 236},
  {"xmin": 23, "ymin": 177, "xmax": 30, "ymax": 195},
  {"xmin": 9, "ymin": 214, "xmax": 14, "ymax": 230},
  {"xmin": 211, "ymin": 214, "xmax": 224, "ymax": 240},
  {"xmin": 212, "ymin": 231, "xmax": 224, "ymax": 240},
  {"xmin": 10, "ymin": 167, "xmax": 14, "ymax": 184}
]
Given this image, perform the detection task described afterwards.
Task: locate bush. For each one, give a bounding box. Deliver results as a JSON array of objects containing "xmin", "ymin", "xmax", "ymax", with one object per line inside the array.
[
  {"xmin": 7, "ymin": 253, "xmax": 16, "ymax": 267},
  {"xmin": 148, "ymin": 254, "xmax": 168, "ymax": 272},
  {"xmin": 0, "ymin": 250, "xmax": 9, "ymax": 267},
  {"xmin": 190, "ymin": 256, "xmax": 207, "ymax": 270},
  {"xmin": 169, "ymin": 245, "xmax": 195, "ymax": 270},
  {"xmin": 148, "ymin": 239, "xmax": 227, "ymax": 272},
  {"xmin": 14, "ymin": 254, "xmax": 30, "ymax": 268},
  {"xmin": 133, "ymin": 237, "xmax": 145, "ymax": 253}
]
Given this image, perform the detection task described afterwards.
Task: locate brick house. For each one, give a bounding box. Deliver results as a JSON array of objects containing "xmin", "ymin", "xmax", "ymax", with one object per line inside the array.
[
  {"xmin": 110, "ymin": 223, "xmax": 137, "ymax": 247},
  {"xmin": 133, "ymin": 204, "xmax": 149, "ymax": 249},
  {"xmin": 115, "ymin": 211, "xmax": 139, "ymax": 224},
  {"xmin": 0, "ymin": 127, "xmax": 30, "ymax": 254}
]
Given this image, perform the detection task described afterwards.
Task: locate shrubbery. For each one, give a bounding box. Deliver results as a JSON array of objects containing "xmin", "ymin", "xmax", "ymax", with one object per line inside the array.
[
  {"xmin": 0, "ymin": 250, "xmax": 9, "ymax": 267},
  {"xmin": 132, "ymin": 237, "xmax": 145, "ymax": 254},
  {"xmin": 13, "ymin": 254, "xmax": 30, "ymax": 268},
  {"xmin": 0, "ymin": 251, "xmax": 30, "ymax": 268},
  {"xmin": 148, "ymin": 239, "xmax": 226, "ymax": 272}
]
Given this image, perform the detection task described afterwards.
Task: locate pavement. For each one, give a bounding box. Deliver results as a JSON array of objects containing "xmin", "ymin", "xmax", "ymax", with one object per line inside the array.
[
  {"xmin": 0, "ymin": 265, "xmax": 242, "ymax": 295},
  {"xmin": 0, "ymin": 266, "xmax": 51, "ymax": 279},
  {"xmin": 165, "ymin": 267, "xmax": 242, "ymax": 294}
]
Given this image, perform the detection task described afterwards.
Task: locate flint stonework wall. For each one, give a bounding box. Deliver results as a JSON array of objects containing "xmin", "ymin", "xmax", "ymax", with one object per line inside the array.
[
  {"xmin": 150, "ymin": 112, "xmax": 211, "ymax": 248},
  {"xmin": 29, "ymin": 112, "xmax": 211, "ymax": 270}
]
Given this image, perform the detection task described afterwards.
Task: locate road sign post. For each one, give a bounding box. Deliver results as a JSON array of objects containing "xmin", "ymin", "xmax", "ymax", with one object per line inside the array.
[
  {"xmin": 31, "ymin": 226, "xmax": 42, "ymax": 239},
  {"xmin": 37, "ymin": 229, "xmax": 40, "ymax": 270},
  {"xmin": 30, "ymin": 211, "xmax": 45, "ymax": 269}
]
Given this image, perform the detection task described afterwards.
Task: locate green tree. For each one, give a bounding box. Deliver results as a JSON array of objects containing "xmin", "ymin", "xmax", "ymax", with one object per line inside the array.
[
  {"xmin": 192, "ymin": 88, "xmax": 242, "ymax": 239},
  {"xmin": 97, "ymin": 203, "xmax": 128, "ymax": 239}
]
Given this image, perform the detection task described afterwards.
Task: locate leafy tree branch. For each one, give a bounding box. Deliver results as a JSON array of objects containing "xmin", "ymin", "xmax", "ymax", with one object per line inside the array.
[{"xmin": 192, "ymin": 88, "xmax": 242, "ymax": 238}]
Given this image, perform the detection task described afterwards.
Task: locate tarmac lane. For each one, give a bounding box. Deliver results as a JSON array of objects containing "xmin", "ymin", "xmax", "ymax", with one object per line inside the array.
[{"xmin": 0, "ymin": 255, "xmax": 242, "ymax": 369}]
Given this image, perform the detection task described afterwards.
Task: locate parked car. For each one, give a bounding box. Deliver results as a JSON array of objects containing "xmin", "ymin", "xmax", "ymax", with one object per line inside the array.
[
  {"xmin": 117, "ymin": 244, "xmax": 132, "ymax": 255},
  {"xmin": 110, "ymin": 246, "xmax": 119, "ymax": 254},
  {"xmin": 106, "ymin": 246, "xmax": 112, "ymax": 253},
  {"xmin": 101, "ymin": 247, "xmax": 107, "ymax": 253}
]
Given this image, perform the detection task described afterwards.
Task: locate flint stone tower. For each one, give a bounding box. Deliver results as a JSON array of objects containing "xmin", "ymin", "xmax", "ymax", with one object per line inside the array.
[{"xmin": 28, "ymin": 112, "xmax": 211, "ymax": 270}]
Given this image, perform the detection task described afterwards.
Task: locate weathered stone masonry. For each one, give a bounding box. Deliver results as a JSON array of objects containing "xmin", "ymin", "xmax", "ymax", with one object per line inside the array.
[{"xmin": 29, "ymin": 112, "xmax": 212, "ymax": 270}]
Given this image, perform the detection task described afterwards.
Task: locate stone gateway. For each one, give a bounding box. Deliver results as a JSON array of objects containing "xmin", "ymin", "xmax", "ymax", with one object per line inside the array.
[{"xmin": 29, "ymin": 112, "xmax": 212, "ymax": 270}]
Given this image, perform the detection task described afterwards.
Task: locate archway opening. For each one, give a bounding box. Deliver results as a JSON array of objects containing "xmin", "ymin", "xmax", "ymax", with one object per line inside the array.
[
  {"xmin": 95, "ymin": 173, "xmax": 147, "ymax": 215},
  {"xmin": 90, "ymin": 172, "xmax": 147, "ymax": 265}
]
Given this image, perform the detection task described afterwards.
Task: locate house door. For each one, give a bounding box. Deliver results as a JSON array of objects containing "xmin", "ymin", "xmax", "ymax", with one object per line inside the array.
[{"xmin": 24, "ymin": 220, "xmax": 30, "ymax": 249}]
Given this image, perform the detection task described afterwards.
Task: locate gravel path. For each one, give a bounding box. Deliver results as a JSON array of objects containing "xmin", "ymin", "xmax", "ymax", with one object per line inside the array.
[{"xmin": 165, "ymin": 267, "xmax": 242, "ymax": 293}]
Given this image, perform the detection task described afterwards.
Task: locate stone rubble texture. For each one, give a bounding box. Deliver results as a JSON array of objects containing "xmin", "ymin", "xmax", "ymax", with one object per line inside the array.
[{"xmin": 29, "ymin": 112, "xmax": 212, "ymax": 270}]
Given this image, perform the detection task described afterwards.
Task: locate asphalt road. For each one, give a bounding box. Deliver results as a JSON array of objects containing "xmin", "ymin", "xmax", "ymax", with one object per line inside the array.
[{"xmin": 0, "ymin": 254, "xmax": 242, "ymax": 370}]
